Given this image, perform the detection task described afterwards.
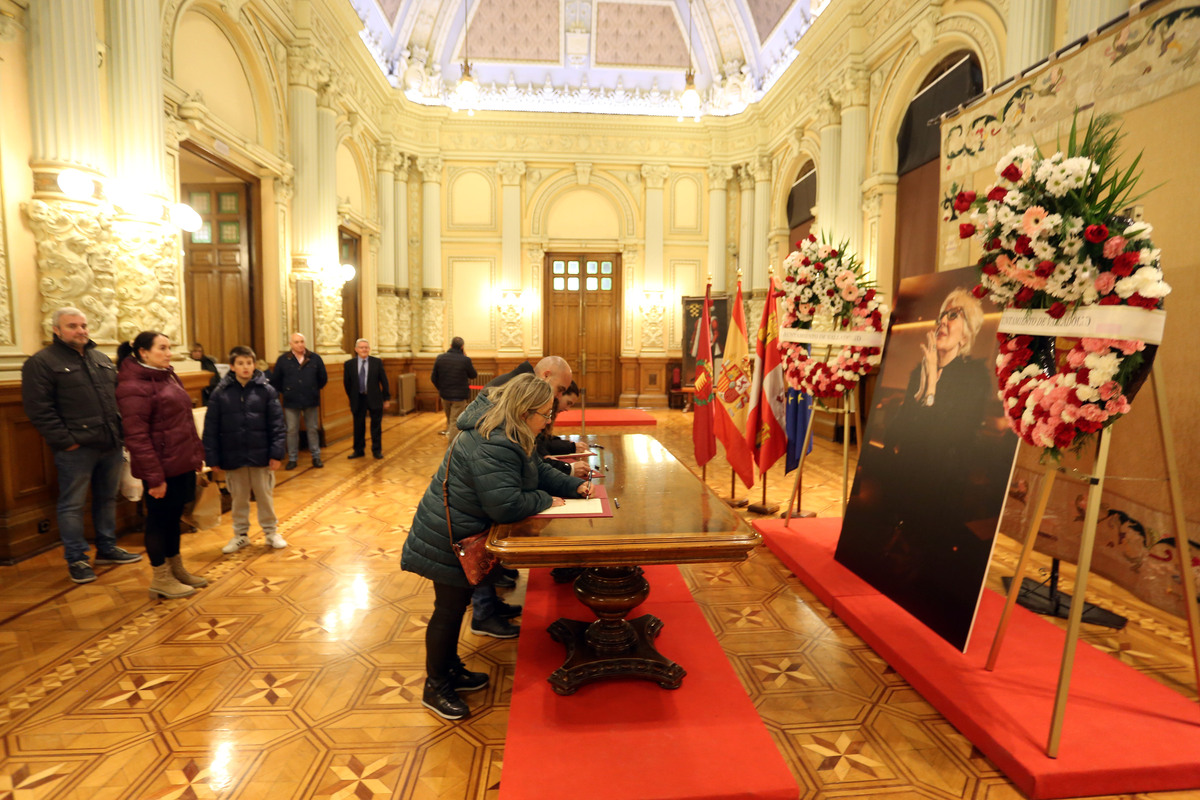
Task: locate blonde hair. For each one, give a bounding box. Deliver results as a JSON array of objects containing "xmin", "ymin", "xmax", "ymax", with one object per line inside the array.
[
  {"xmin": 477, "ymin": 373, "xmax": 554, "ymax": 455},
  {"xmin": 941, "ymin": 287, "xmax": 984, "ymax": 354}
]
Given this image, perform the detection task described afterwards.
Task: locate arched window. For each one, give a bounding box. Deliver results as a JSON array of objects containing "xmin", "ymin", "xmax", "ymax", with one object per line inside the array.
[
  {"xmin": 893, "ymin": 52, "xmax": 983, "ymax": 294},
  {"xmin": 786, "ymin": 161, "xmax": 816, "ymax": 247}
]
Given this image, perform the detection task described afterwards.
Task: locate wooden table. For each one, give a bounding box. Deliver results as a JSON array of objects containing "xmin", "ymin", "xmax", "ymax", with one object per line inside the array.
[{"xmin": 487, "ymin": 433, "xmax": 760, "ymax": 695}]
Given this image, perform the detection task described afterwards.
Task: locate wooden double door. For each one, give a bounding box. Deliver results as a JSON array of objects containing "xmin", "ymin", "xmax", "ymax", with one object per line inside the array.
[
  {"xmin": 182, "ymin": 182, "xmax": 252, "ymax": 359},
  {"xmin": 544, "ymin": 253, "xmax": 621, "ymax": 406}
]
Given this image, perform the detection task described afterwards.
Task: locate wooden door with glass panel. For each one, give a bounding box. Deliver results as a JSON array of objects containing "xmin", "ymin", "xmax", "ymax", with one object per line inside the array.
[
  {"xmin": 182, "ymin": 183, "xmax": 251, "ymax": 358},
  {"xmin": 544, "ymin": 254, "xmax": 620, "ymax": 406}
]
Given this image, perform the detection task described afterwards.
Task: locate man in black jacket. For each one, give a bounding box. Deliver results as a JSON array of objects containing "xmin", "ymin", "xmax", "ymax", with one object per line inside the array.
[
  {"xmin": 21, "ymin": 307, "xmax": 143, "ymax": 584},
  {"xmin": 343, "ymin": 338, "xmax": 391, "ymax": 459},
  {"xmin": 430, "ymin": 337, "xmax": 477, "ymax": 444},
  {"xmin": 271, "ymin": 333, "xmax": 328, "ymax": 470}
]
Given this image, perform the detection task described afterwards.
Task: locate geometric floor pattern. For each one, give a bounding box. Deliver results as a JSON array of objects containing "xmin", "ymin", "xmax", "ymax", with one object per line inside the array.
[{"xmin": 0, "ymin": 409, "xmax": 1197, "ymax": 799}]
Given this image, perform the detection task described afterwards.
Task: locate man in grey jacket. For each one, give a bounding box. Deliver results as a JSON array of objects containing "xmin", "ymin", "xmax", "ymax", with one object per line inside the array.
[{"xmin": 22, "ymin": 307, "xmax": 142, "ymax": 583}]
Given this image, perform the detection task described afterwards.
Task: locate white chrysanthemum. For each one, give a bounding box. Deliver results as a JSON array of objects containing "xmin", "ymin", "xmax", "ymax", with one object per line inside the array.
[
  {"xmin": 1076, "ymin": 383, "xmax": 1099, "ymax": 402},
  {"xmin": 1118, "ymin": 267, "xmax": 1171, "ymax": 299},
  {"xmin": 1138, "ymin": 248, "xmax": 1161, "ymax": 266},
  {"xmin": 1124, "ymin": 221, "xmax": 1153, "ymax": 240},
  {"xmin": 1084, "ymin": 352, "xmax": 1120, "ymax": 380}
]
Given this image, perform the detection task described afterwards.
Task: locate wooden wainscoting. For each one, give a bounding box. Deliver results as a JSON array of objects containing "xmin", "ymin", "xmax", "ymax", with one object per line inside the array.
[{"xmin": 0, "ymin": 370, "xmax": 214, "ymax": 564}]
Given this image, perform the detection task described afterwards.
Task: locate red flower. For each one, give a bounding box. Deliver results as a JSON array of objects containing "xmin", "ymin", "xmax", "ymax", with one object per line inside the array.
[
  {"xmin": 1015, "ymin": 286, "xmax": 1035, "ymax": 304},
  {"xmin": 794, "ymin": 241, "xmax": 802, "ymax": 248},
  {"xmin": 986, "ymin": 237, "xmax": 1001, "ymax": 251},
  {"xmin": 829, "ymin": 249, "xmax": 839, "ymax": 258},
  {"xmin": 864, "ymin": 288, "xmax": 876, "ymax": 302},
  {"xmin": 1077, "ymin": 418, "xmax": 1104, "ymax": 434},
  {"xmin": 1053, "ymin": 425, "xmax": 1077, "ymax": 450},
  {"xmin": 1001, "ymin": 163, "xmax": 1023, "ymax": 182},
  {"xmin": 808, "ymin": 234, "xmax": 817, "ymax": 242},
  {"xmin": 1099, "ymin": 294, "xmax": 1122, "ymax": 305},
  {"xmin": 1047, "ymin": 302, "xmax": 1068, "ymax": 319},
  {"xmin": 1015, "ymin": 235, "xmax": 1033, "ymax": 255},
  {"xmin": 801, "ymin": 257, "xmax": 810, "ymax": 266},
  {"xmin": 1085, "ymin": 224, "xmax": 1109, "ymax": 243},
  {"xmin": 954, "ymin": 191, "xmax": 976, "ymax": 212},
  {"xmin": 982, "ymin": 262, "xmax": 999, "ymax": 276},
  {"xmin": 826, "ymin": 289, "xmax": 836, "ymax": 296},
  {"xmin": 1077, "ymin": 367, "xmax": 1090, "ymax": 385},
  {"xmin": 987, "ymin": 186, "xmax": 1008, "ymax": 202},
  {"xmin": 1035, "ymin": 260, "xmax": 1056, "ymax": 278},
  {"xmin": 1112, "ymin": 251, "xmax": 1139, "ymax": 276},
  {"xmin": 959, "ymin": 223, "xmax": 977, "ymax": 239},
  {"xmin": 971, "ymin": 284, "xmax": 988, "ymax": 299},
  {"xmin": 841, "ymin": 318, "xmax": 849, "ymax": 328},
  {"xmin": 783, "ymin": 275, "xmax": 795, "ymax": 283}
]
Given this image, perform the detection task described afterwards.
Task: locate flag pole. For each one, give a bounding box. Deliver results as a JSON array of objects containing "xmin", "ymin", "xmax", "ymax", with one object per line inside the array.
[
  {"xmin": 748, "ymin": 467, "xmax": 778, "ymax": 515},
  {"xmin": 748, "ymin": 265, "xmax": 779, "ymax": 516}
]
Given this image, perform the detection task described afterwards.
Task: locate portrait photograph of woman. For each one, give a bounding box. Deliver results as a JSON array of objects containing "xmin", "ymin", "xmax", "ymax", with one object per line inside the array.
[{"xmin": 834, "ymin": 266, "xmax": 1020, "ymax": 651}]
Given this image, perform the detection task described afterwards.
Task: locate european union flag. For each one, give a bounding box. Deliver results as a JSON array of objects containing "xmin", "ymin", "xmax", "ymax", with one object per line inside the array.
[{"xmin": 785, "ymin": 387, "xmax": 814, "ymax": 473}]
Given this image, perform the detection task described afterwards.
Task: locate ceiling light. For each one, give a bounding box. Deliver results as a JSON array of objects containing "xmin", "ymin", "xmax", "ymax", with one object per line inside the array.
[
  {"xmin": 454, "ymin": 0, "xmax": 479, "ymax": 114},
  {"xmin": 681, "ymin": 69, "xmax": 701, "ymax": 117}
]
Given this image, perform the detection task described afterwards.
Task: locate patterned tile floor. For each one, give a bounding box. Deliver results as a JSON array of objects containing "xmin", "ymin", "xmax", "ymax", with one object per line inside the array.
[{"xmin": 0, "ymin": 410, "xmax": 1196, "ymax": 799}]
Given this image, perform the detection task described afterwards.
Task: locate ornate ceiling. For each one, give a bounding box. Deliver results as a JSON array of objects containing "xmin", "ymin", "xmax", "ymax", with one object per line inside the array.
[{"xmin": 349, "ymin": 0, "xmax": 822, "ymax": 116}]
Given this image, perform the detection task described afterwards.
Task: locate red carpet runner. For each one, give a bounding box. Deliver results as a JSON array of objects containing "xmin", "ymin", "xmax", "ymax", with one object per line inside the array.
[
  {"xmin": 500, "ymin": 566, "xmax": 797, "ymax": 800},
  {"xmin": 553, "ymin": 409, "xmax": 657, "ymax": 426},
  {"xmin": 757, "ymin": 517, "xmax": 1200, "ymax": 799}
]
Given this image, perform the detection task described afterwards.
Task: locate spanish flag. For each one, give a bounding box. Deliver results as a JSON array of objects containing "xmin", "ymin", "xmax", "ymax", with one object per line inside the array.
[
  {"xmin": 692, "ymin": 283, "xmax": 717, "ymax": 467},
  {"xmin": 713, "ymin": 280, "xmax": 756, "ymax": 488},
  {"xmin": 745, "ymin": 276, "xmax": 788, "ymax": 473}
]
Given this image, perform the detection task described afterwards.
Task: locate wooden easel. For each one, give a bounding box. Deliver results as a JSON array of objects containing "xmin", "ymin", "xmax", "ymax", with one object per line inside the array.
[{"xmin": 985, "ymin": 367, "xmax": 1200, "ymax": 757}]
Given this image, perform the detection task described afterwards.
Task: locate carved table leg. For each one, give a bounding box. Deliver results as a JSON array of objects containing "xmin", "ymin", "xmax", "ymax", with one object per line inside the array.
[{"xmin": 546, "ymin": 565, "xmax": 687, "ymax": 695}]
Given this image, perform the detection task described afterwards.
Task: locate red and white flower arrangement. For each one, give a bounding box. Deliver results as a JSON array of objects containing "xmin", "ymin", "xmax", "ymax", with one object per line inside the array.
[
  {"xmin": 780, "ymin": 234, "xmax": 888, "ymax": 399},
  {"xmin": 956, "ymin": 116, "xmax": 1169, "ymax": 455}
]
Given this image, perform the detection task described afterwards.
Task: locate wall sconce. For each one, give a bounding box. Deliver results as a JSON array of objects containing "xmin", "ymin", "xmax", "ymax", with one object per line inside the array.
[
  {"xmin": 169, "ymin": 203, "xmax": 203, "ymax": 232},
  {"xmin": 56, "ymin": 169, "xmax": 95, "ymax": 200},
  {"xmin": 105, "ymin": 180, "xmax": 162, "ymax": 220},
  {"xmin": 323, "ymin": 261, "xmax": 356, "ymax": 284}
]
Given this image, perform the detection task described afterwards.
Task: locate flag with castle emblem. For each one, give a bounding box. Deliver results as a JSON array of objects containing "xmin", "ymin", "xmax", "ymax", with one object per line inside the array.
[
  {"xmin": 692, "ymin": 283, "xmax": 717, "ymax": 467},
  {"xmin": 745, "ymin": 276, "xmax": 787, "ymax": 473},
  {"xmin": 713, "ymin": 280, "xmax": 756, "ymax": 488}
]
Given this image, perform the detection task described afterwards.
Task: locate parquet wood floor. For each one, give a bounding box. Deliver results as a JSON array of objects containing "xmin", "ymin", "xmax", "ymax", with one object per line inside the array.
[{"xmin": 1, "ymin": 410, "xmax": 1197, "ymax": 799}]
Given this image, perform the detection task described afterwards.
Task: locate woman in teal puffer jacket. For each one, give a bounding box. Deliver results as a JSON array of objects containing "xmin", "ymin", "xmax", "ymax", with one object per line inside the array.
[{"xmin": 401, "ymin": 374, "xmax": 589, "ymax": 720}]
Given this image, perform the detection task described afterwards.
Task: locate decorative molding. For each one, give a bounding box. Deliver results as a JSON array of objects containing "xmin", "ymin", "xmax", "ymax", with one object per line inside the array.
[
  {"xmin": 641, "ymin": 301, "xmax": 665, "ymax": 353},
  {"xmin": 447, "ymin": 167, "xmax": 498, "ymax": 230},
  {"xmin": 816, "ymin": 94, "xmax": 841, "ymax": 129},
  {"xmin": 417, "ymin": 156, "xmax": 443, "ymax": 183},
  {"xmin": 575, "ymin": 162, "xmax": 592, "ymax": 186},
  {"xmin": 421, "ymin": 295, "xmax": 443, "ymax": 352},
  {"xmin": 640, "ymin": 164, "xmax": 670, "ymax": 190},
  {"xmin": 397, "ymin": 295, "xmax": 412, "ymax": 350},
  {"xmin": 22, "ymin": 200, "xmax": 118, "ymax": 343},
  {"xmin": 529, "ymin": 172, "xmax": 637, "ymax": 237},
  {"xmin": 287, "ymin": 45, "xmax": 323, "ymax": 90},
  {"xmin": 706, "ymin": 164, "xmax": 734, "ymax": 186},
  {"xmin": 737, "ymin": 164, "xmax": 754, "ymax": 191},
  {"xmin": 497, "ymin": 160, "xmax": 527, "ymax": 186},
  {"xmin": 498, "ymin": 302, "xmax": 523, "ymax": 351},
  {"xmin": 110, "ymin": 219, "xmax": 183, "ymax": 345},
  {"xmin": 314, "ymin": 273, "xmax": 345, "ymax": 354},
  {"xmin": 377, "ymin": 292, "xmax": 400, "ymax": 351}
]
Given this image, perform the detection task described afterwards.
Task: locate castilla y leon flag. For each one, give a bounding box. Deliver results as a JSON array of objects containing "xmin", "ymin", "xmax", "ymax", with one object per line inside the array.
[
  {"xmin": 714, "ymin": 280, "xmax": 756, "ymax": 488},
  {"xmin": 745, "ymin": 276, "xmax": 788, "ymax": 474},
  {"xmin": 692, "ymin": 283, "xmax": 717, "ymax": 467}
]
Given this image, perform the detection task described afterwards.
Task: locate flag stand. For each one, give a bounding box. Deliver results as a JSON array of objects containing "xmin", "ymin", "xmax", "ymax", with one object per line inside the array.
[
  {"xmin": 722, "ymin": 469, "xmax": 748, "ymax": 508},
  {"xmin": 782, "ymin": 387, "xmax": 859, "ymax": 525},
  {"xmin": 747, "ymin": 473, "xmax": 778, "ymax": 515},
  {"xmin": 984, "ymin": 367, "xmax": 1200, "ymax": 758}
]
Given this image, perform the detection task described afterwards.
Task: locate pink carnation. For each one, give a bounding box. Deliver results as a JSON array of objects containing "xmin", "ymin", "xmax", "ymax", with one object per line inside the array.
[
  {"xmin": 1105, "ymin": 396, "xmax": 1131, "ymax": 416},
  {"xmin": 1102, "ymin": 236, "xmax": 1128, "ymax": 259},
  {"xmin": 1066, "ymin": 349, "xmax": 1088, "ymax": 369},
  {"xmin": 1098, "ymin": 381, "xmax": 1121, "ymax": 401},
  {"xmin": 1094, "ymin": 272, "xmax": 1116, "ymax": 295},
  {"xmin": 1079, "ymin": 404, "xmax": 1107, "ymax": 422}
]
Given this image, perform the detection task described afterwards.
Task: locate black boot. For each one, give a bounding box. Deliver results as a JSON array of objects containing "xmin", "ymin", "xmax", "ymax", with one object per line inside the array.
[
  {"xmin": 422, "ymin": 677, "xmax": 469, "ymax": 720},
  {"xmin": 450, "ymin": 660, "xmax": 489, "ymax": 693}
]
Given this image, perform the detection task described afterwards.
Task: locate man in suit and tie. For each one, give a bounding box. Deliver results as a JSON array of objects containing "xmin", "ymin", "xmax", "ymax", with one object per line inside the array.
[{"xmin": 343, "ymin": 339, "xmax": 390, "ymax": 459}]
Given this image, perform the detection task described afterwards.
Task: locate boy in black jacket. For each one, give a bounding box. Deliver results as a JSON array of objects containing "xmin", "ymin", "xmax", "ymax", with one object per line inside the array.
[{"xmin": 203, "ymin": 346, "xmax": 287, "ymax": 553}]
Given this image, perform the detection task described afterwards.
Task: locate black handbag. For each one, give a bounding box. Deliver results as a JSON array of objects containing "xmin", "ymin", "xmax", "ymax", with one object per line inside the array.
[{"xmin": 442, "ymin": 436, "xmax": 499, "ymax": 585}]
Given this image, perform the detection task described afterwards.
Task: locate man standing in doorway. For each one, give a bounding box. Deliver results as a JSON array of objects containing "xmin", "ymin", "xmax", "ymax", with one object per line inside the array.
[
  {"xmin": 343, "ymin": 338, "xmax": 390, "ymax": 459},
  {"xmin": 430, "ymin": 337, "xmax": 476, "ymax": 444},
  {"xmin": 271, "ymin": 333, "xmax": 328, "ymax": 470},
  {"xmin": 22, "ymin": 307, "xmax": 143, "ymax": 583}
]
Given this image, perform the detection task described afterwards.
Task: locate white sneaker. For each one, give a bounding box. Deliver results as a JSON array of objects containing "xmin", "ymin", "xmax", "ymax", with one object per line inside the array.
[
  {"xmin": 221, "ymin": 535, "xmax": 250, "ymax": 554},
  {"xmin": 265, "ymin": 532, "xmax": 288, "ymax": 549}
]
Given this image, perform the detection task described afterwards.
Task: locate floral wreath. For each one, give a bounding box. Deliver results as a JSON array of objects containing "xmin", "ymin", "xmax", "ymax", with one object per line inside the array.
[
  {"xmin": 955, "ymin": 116, "xmax": 1170, "ymax": 455},
  {"xmin": 780, "ymin": 234, "xmax": 888, "ymax": 399}
]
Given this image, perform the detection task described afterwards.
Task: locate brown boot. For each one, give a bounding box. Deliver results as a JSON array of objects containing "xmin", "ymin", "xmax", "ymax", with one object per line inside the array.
[
  {"xmin": 149, "ymin": 562, "xmax": 195, "ymax": 600},
  {"xmin": 166, "ymin": 554, "xmax": 208, "ymax": 588}
]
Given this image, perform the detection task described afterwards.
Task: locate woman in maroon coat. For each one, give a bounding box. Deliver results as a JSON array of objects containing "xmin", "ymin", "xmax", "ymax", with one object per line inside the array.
[{"xmin": 116, "ymin": 331, "xmax": 207, "ymax": 600}]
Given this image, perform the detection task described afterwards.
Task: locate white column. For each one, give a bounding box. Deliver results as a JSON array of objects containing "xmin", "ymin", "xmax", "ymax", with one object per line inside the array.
[
  {"xmin": 287, "ymin": 47, "xmax": 320, "ymax": 268},
  {"xmin": 838, "ymin": 71, "xmax": 868, "ymax": 257},
  {"xmin": 641, "ymin": 165, "xmax": 669, "ymax": 291},
  {"xmin": 418, "ymin": 156, "xmax": 444, "ymax": 353},
  {"xmin": 376, "ymin": 147, "xmax": 396, "ymax": 291},
  {"xmin": 107, "ymin": 0, "xmax": 165, "ymax": 197},
  {"xmin": 737, "ymin": 166, "xmax": 754, "ymax": 287},
  {"xmin": 28, "ymin": 0, "xmax": 104, "ymax": 173},
  {"xmin": 1007, "ymin": 0, "xmax": 1055, "ymax": 76},
  {"xmin": 751, "ymin": 157, "xmax": 771, "ymax": 292},
  {"xmin": 816, "ymin": 97, "xmax": 841, "ymax": 242},
  {"xmin": 1067, "ymin": 0, "xmax": 1127, "ymax": 40},
  {"xmin": 706, "ymin": 164, "xmax": 733, "ymax": 288},
  {"xmin": 394, "ymin": 159, "xmax": 412, "ymax": 353},
  {"xmin": 314, "ymin": 77, "xmax": 343, "ymax": 354},
  {"xmin": 498, "ymin": 161, "xmax": 526, "ymax": 288}
]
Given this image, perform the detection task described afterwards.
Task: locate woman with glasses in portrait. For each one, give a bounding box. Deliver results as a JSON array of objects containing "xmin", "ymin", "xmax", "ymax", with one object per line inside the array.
[{"xmin": 401, "ymin": 373, "xmax": 590, "ymax": 721}]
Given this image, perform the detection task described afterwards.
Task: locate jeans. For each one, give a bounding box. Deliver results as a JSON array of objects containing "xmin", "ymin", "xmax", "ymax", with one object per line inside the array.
[
  {"xmin": 471, "ymin": 584, "xmax": 500, "ymax": 621},
  {"xmin": 443, "ymin": 399, "xmax": 468, "ymax": 444},
  {"xmin": 143, "ymin": 472, "xmax": 196, "ymax": 567},
  {"xmin": 427, "ymin": 582, "xmax": 474, "ymax": 679},
  {"xmin": 284, "ymin": 406, "xmax": 321, "ymax": 461},
  {"xmin": 54, "ymin": 446, "xmax": 123, "ymax": 563}
]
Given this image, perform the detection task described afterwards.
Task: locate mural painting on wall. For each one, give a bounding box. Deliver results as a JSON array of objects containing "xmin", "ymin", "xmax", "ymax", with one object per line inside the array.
[
  {"xmin": 681, "ymin": 294, "xmax": 729, "ymax": 383},
  {"xmin": 834, "ymin": 267, "xmax": 1019, "ymax": 652},
  {"xmin": 936, "ymin": 1, "xmax": 1200, "ymax": 622}
]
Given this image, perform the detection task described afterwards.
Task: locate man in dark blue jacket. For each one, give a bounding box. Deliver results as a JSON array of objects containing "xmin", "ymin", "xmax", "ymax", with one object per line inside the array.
[
  {"xmin": 271, "ymin": 333, "xmax": 328, "ymax": 470},
  {"xmin": 204, "ymin": 346, "xmax": 287, "ymax": 553},
  {"xmin": 430, "ymin": 337, "xmax": 477, "ymax": 443}
]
